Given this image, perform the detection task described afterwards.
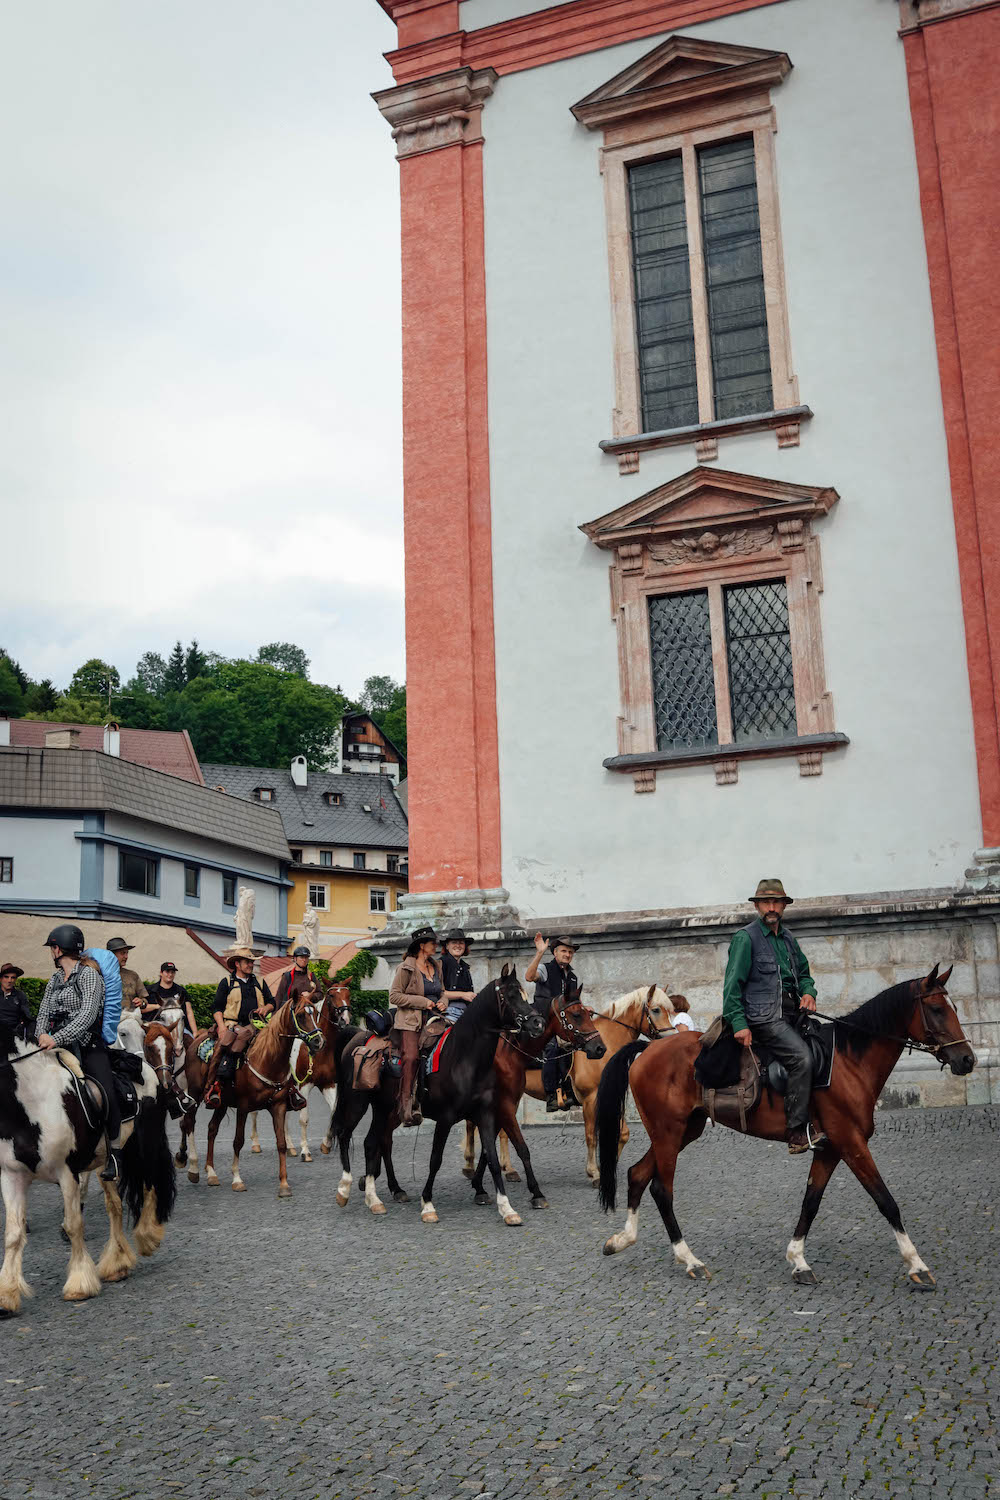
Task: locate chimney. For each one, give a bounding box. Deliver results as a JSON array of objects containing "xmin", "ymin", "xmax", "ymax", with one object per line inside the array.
[
  {"xmin": 45, "ymin": 728, "xmax": 80, "ymax": 750},
  {"xmin": 103, "ymin": 721, "xmax": 121, "ymax": 757},
  {"xmin": 0, "ymin": 717, "xmax": 10, "ymax": 747},
  {"xmin": 291, "ymin": 755, "xmax": 307, "ymax": 788}
]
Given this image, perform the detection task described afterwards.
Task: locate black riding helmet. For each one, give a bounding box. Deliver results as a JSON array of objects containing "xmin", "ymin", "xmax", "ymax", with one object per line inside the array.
[
  {"xmin": 365, "ymin": 1009, "xmax": 391, "ymax": 1037},
  {"xmin": 44, "ymin": 923, "xmax": 85, "ymax": 956}
]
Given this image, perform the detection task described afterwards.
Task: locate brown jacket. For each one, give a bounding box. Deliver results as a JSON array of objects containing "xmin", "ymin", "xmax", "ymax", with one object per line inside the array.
[
  {"xmin": 390, "ymin": 955, "xmax": 443, "ymax": 1032},
  {"xmin": 120, "ymin": 967, "xmax": 148, "ymax": 1007}
]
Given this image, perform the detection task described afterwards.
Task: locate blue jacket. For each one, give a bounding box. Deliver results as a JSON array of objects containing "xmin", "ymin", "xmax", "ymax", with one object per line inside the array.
[{"xmin": 85, "ymin": 948, "xmax": 124, "ymax": 1045}]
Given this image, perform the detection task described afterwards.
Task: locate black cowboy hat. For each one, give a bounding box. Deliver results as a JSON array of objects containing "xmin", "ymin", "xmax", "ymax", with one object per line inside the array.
[
  {"xmin": 1, "ymin": 963, "xmax": 24, "ymax": 978},
  {"xmin": 405, "ymin": 925, "xmax": 438, "ymax": 957},
  {"xmin": 441, "ymin": 928, "xmax": 473, "ymax": 951},
  {"xmin": 107, "ymin": 937, "xmax": 135, "ymax": 953}
]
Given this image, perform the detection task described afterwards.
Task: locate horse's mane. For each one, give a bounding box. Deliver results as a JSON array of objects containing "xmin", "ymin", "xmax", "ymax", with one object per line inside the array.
[
  {"xmin": 600, "ymin": 986, "xmax": 669, "ymax": 1020},
  {"xmin": 448, "ymin": 974, "xmax": 528, "ymax": 1040},
  {"xmin": 249, "ymin": 998, "xmax": 296, "ymax": 1067},
  {"xmin": 835, "ymin": 978, "xmax": 917, "ymax": 1057}
]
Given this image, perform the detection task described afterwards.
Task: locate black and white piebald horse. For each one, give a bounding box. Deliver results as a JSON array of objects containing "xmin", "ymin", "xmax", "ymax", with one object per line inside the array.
[{"xmin": 0, "ymin": 1025, "xmax": 176, "ymax": 1315}]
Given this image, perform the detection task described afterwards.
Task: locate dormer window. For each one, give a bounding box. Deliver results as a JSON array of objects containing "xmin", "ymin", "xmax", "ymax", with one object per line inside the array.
[
  {"xmin": 324, "ymin": 791, "xmax": 342, "ymax": 807},
  {"xmin": 254, "ymin": 787, "xmax": 275, "ymax": 802}
]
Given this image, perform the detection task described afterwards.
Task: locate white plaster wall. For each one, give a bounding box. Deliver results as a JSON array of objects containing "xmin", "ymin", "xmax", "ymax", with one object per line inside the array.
[
  {"xmin": 480, "ymin": 0, "xmax": 981, "ymax": 916},
  {"xmin": 0, "ymin": 815, "xmax": 83, "ymax": 901}
]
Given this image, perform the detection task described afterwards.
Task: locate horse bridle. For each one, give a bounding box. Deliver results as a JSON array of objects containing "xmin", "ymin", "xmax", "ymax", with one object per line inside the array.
[
  {"xmin": 599, "ymin": 996, "xmax": 676, "ymax": 1041},
  {"xmin": 816, "ymin": 984, "xmax": 971, "ymax": 1066},
  {"xmin": 551, "ymin": 990, "xmax": 603, "ymax": 1050},
  {"xmin": 281, "ymin": 996, "xmax": 323, "ymax": 1052}
]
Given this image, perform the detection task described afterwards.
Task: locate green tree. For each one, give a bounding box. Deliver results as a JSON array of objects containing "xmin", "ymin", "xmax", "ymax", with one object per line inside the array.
[
  {"xmin": 170, "ymin": 660, "xmax": 345, "ymax": 767},
  {"xmin": 0, "ymin": 651, "xmax": 31, "ymax": 695},
  {"xmin": 0, "ymin": 657, "xmax": 24, "ymax": 715},
  {"xmin": 24, "ymin": 694, "xmax": 106, "ymax": 725},
  {"xmin": 120, "ymin": 678, "xmax": 169, "ymax": 730},
  {"xmin": 185, "ymin": 640, "xmax": 207, "ymax": 682},
  {"xmin": 360, "ymin": 674, "xmax": 407, "ymax": 756},
  {"xmin": 257, "ymin": 642, "xmax": 310, "ymax": 678},
  {"xmin": 23, "ymin": 678, "xmax": 59, "ymax": 713},
  {"xmin": 135, "ymin": 651, "xmax": 167, "ymax": 696},
  {"xmin": 163, "ymin": 642, "xmax": 187, "ymax": 694},
  {"xmin": 69, "ymin": 658, "xmax": 120, "ymax": 705}
]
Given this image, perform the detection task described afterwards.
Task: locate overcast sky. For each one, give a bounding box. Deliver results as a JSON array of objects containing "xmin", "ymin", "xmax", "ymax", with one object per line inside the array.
[{"xmin": 1, "ymin": 2, "xmax": 403, "ymax": 698}]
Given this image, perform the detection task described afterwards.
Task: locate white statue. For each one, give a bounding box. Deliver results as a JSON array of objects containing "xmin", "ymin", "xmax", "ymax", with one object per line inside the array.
[
  {"xmin": 236, "ymin": 885, "xmax": 256, "ymax": 948},
  {"xmin": 301, "ymin": 902, "xmax": 320, "ymax": 958}
]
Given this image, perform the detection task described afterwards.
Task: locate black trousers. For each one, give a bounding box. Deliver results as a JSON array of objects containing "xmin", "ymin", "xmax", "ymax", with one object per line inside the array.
[
  {"xmin": 541, "ymin": 1039, "xmax": 570, "ymax": 1095},
  {"xmin": 82, "ymin": 1046, "xmax": 122, "ymax": 1141},
  {"xmin": 750, "ymin": 1015, "xmax": 812, "ymax": 1133}
]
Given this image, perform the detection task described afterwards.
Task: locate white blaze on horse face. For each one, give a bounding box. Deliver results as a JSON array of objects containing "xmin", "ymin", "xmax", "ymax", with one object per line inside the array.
[{"xmin": 893, "ymin": 1229, "xmax": 930, "ymax": 1276}]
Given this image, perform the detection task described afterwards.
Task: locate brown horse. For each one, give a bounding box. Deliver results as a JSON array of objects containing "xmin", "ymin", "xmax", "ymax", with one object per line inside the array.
[
  {"xmin": 201, "ymin": 990, "xmax": 324, "ymax": 1197},
  {"xmin": 249, "ymin": 982, "xmax": 353, "ymax": 1160},
  {"xmin": 462, "ymin": 985, "xmax": 677, "ymax": 1184},
  {"xmin": 597, "ymin": 965, "xmax": 975, "ymax": 1288}
]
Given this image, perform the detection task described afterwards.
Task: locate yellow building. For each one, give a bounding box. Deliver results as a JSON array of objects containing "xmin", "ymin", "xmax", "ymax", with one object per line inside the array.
[{"xmin": 203, "ymin": 757, "xmax": 408, "ymax": 948}]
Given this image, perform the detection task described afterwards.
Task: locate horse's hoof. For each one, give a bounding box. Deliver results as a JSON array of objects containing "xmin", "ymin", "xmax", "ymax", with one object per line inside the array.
[
  {"xmin": 174, "ymin": 1152, "xmax": 187, "ymax": 1167},
  {"xmin": 232, "ymin": 1181, "xmax": 247, "ymax": 1193},
  {"xmin": 370, "ymin": 1202, "xmax": 387, "ymax": 1216},
  {"xmin": 474, "ymin": 1192, "xmax": 489, "ymax": 1206},
  {"xmin": 503, "ymin": 1213, "xmax": 523, "ymax": 1227},
  {"xmin": 320, "ymin": 1142, "xmax": 332, "ymax": 1155},
  {"xmin": 909, "ymin": 1269, "xmax": 936, "ymax": 1291},
  {"xmin": 277, "ymin": 1184, "xmax": 293, "ymax": 1200},
  {"xmin": 63, "ymin": 1289, "xmax": 98, "ymax": 1303},
  {"xmin": 101, "ymin": 1267, "xmax": 129, "ymax": 1283},
  {"xmin": 393, "ymin": 1190, "xmax": 411, "ymax": 1204},
  {"xmin": 589, "ymin": 1178, "xmax": 600, "ymax": 1189},
  {"xmin": 206, "ymin": 1176, "xmax": 220, "ymax": 1187},
  {"xmin": 300, "ymin": 1154, "xmax": 312, "ymax": 1164},
  {"xmin": 188, "ymin": 1171, "xmax": 200, "ymax": 1184},
  {"xmin": 461, "ymin": 1167, "xmax": 475, "ymax": 1179},
  {"xmin": 421, "ymin": 1210, "xmax": 439, "ymax": 1224},
  {"xmin": 793, "ymin": 1268, "xmax": 818, "ymax": 1287},
  {"xmin": 335, "ymin": 1191, "xmax": 349, "ymax": 1207},
  {"xmin": 288, "ymin": 1147, "xmax": 298, "ymax": 1158},
  {"xmin": 504, "ymin": 1170, "xmax": 521, "ymax": 1183},
  {"xmin": 686, "ymin": 1263, "xmax": 711, "ymax": 1281},
  {"xmin": 602, "ymin": 1239, "xmax": 617, "ymax": 1256},
  {"xmin": 250, "ymin": 1143, "xmax": 262, "ymax": 1154},
  {"xmin": 531, "ymin": 1197, "xmax": 549, "ymax": 1211}
]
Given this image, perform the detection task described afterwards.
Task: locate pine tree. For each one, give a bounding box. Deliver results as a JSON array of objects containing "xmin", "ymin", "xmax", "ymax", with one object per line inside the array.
[
  {"xmin": 185, "ymin": 640, "xmax": 207, "ymax": 682},
  {"xmin": 163, "ymin": 641, "xmax": 187, "ymax": 694}
]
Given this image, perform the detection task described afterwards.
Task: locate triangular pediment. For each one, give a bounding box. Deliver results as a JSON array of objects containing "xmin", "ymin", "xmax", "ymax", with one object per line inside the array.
[
  {"xmin": 580, "ymin": 468, "xmax": 837, "ymax": 549},
  {"xmin": 571, "ymin": 36, "xmax": 791, "ymax": 130}
]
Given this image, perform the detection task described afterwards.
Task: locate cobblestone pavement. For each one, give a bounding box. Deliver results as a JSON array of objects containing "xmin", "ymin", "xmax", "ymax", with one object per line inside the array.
[{"xmin": 2, "ymin": 1105, "xmax": 997, "ymax": 1500}]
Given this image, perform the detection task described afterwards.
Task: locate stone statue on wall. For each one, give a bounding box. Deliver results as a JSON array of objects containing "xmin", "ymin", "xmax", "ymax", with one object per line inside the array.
[
  {"xmin": 301, "ymin": 903, "xmax": 320, "ymax": 958},
  {"xmin": 235, "ymin": 886, "xmax": 256, "ymax": 948}
]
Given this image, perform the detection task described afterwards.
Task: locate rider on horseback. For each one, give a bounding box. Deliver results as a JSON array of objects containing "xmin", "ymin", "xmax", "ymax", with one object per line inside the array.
[
  {"xmin": 525, "ymin": 933, "xmax": 580, "ymax": 1112},
  {"xmin": 35, "ymin": 924, "xmax": 123, "ymax": 1181},
  {"xmin": 723, "ymin": 879, "xmax": 827, "ymax": 1155},
  {"xmin": 203, "ymin": 947, "xmax": 274, "ymax": 1108}
]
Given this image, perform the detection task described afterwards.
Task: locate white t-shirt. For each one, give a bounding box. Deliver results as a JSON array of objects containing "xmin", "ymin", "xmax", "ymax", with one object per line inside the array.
[{"xmin": 672, "ymin": 1012, "xmax": 695, "ymax": 1030}]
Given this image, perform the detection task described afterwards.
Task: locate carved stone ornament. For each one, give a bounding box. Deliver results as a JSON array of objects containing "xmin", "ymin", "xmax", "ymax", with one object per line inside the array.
[
  {"xmin": 373, "ymin": 68, "xmax": 498, "ymax": 161},
  {"xmin": 648, "ymin": 525, "xmax": 774, "ymax": 569}
]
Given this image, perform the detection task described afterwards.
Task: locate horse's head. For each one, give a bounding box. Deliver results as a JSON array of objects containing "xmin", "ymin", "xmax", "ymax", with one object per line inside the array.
[
  {"xmin": 288, "ymin": 986, "xmax": 324, "ymax": 1055},
  {"xmin": 551, "ymin": 985, "xmax": 605, "ymax": 1060},
  {"xmin": 640, "ymin": 985, "xmax": 675, "ymax": 1039},
  {"xmin": 912, "ymin": 965, "xmax": 976, "ymax": 1075},
  {"xmin": 497, "ymin": 963, "xmax": 545, "ymax": 1042},
  {"xmin": 323, "ymin": 981, "xmax": 353, "ymax": 1030}
]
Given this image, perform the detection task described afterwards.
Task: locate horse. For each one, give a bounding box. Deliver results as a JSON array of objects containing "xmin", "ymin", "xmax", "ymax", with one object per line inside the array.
[
  {"xmin": 329, "ymin": 1021, "xmax": 415, "ymax": 1217},
  {"xmin": 417, "ymin": 965, "xmax": 545, "ymax": 1227},
  {"xmin": 596, "ymin": 965, "xmax": 975, "ymax": 1288},
  {"xmin": 202, "ymin": 990, "xmax": 324, "ymax": 1198},
  {"xmin": 466, "ymin": 984, "xmax": 606, "ymax": 1210},
  {"xmin": 249, "ymin": 982, "xmax": 352, "ymax": 1161},
  {"xmin": 0, "ymin": 1028, "xmax": 176, "ymax": 1314},
  {"xmin": 461, "ymin": 984, "xmax": 676, "ymax": 1185}
]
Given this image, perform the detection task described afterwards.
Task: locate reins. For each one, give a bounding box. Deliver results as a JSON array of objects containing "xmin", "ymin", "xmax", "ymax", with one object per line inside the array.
[
  {"xmin": 0, "ymin": 1046, "xmax": 46, "ymax": 1069},
  {"xmin": 812, "ymin": 987, "xmax": 972, "ymax": 1066}
]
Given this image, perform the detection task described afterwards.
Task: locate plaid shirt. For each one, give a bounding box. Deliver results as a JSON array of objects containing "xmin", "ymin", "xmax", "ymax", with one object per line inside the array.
[{"xmin": 35, "ymin": 962, "xmax": 105, "ymax": 1049}]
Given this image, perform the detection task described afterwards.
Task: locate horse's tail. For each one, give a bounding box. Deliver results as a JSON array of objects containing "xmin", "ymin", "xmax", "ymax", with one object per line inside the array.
[
  {"xmin": 120, "ymin": 1094, "xmax": 177, "ymax": 1227},
  {"xmin": 596, "ymin": 1039, "xmax": 647, "ymax": 1213}
]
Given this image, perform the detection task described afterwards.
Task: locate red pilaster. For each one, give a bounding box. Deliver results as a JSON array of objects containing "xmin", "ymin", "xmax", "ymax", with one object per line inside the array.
[{"xmin": 902, "ymin": 3, "xmax": 1000, "ymax": 845}]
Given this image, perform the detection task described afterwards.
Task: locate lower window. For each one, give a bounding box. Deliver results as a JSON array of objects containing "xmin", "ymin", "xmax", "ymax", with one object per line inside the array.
[
  {"xmin": 0, "ymin": 857, "xmax": 12, "ymax": 883},
  {"xmin": 222, "ymin": 874, "xmax": 237, "ymax": 906},
  {"xmin": 184, "ymin": 864, "xmax": 200, "ymax": 899},
  {"xmin": 369, "ymin": 888, "xmax": 387, "ymax": 914},
  {"xmin": 119, "ymin": 850, "xmax": 158, "ymax": 897},
  {"xmin": 307, "ymin": 884, "xmax": 328, "ymax": 911}
]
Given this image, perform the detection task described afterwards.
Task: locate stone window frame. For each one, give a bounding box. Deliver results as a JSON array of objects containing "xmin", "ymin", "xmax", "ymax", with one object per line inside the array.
[
  {"xmin": 580, "ymin": 466, "xmax": 847, "ymax": 791},
  {"xmin": 571, "ymin": 35, "xmax": 808, "ymax": 476},
  {"xmin": 307, "ymin": 882, "xmax": 329, "ymax": 911}
]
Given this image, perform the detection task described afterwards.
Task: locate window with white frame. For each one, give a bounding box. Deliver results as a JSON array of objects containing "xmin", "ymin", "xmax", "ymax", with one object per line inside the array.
[
  {"xmin": 369, "ymin": 888, "xmax": 387, "ymax": 913},
  {"xmin": 0, "ymin": 857, "xmax": 12, "ymax": 883},
  {"xmin": 308, "ymin": 884, "xmax": 328, "ymax": 910}
]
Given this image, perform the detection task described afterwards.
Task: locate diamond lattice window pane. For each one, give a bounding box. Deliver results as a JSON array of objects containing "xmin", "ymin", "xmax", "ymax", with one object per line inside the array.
[
  {"xmin": 724, "ymin": 580, "xmax": 796, "ymax": 743},
  {"xmin": 648, "ymin": 591, "xmax": 718, "ymax": 750}
]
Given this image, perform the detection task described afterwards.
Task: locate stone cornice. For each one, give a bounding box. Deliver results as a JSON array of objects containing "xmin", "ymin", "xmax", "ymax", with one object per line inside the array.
[
  {"xmin": 899, "ymin": 0, "xmax": 1000, "ymax": 27},
  {"xmin": 372, "ymin": 67, "xmax": 498, "ymax": 160}
]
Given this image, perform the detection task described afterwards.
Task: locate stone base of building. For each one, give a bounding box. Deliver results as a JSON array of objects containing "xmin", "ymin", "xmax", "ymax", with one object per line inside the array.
[{"xmin": 366, "ymin": 880, "xmax": 1000, "ymax": 1110}]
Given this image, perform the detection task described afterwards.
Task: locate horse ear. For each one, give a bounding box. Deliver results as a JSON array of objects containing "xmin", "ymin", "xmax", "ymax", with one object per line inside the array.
[
  {"xmin": 925, "ymin": 963, "xmax": 940, "ymax": 988},
  {"xmin": 937, "ymin": 964, "xmax": 953, "ymax": 987},
  {"xmin": 500, "ymin": 962, "xmax": 510, "ymax": 979},
  {"xmin": 511, "ymin": 964, "xmax": 518, "ymax": 980},
  {"xmin": 646, "ymin": 984, "xmax": 657, "ymax": 1003}
]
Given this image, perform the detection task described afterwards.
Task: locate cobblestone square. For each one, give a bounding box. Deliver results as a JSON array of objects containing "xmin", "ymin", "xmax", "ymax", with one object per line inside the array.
[{"xmin": 3, "ymin": 1106, "xmax": 997, "ymax": 1499}]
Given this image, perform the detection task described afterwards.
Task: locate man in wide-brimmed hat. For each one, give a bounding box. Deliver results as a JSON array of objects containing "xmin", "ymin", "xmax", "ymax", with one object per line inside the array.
[
  {"xmin": 107, "ymin": 936, "xmax": 148, "ymax": 1013},
  {"xmin": 722, "ymin": 879, "xmax": 825, "ymax": 1154},
  {"xmin": 0, "ymin": 962, "xmax": 33, "ymax": 1040},
  {"xmin": 526, "ymin": 933, "xmax": 580, "ymax": 1112},
  {"xmin": 204, "ymin": 946, "xmax": 274, "ymax": 1107}
]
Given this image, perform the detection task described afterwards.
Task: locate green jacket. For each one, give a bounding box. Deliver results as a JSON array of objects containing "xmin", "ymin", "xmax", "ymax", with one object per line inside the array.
[{"xmin": 722, "ymin": 919, "xmax": 816, "ymax": 1033}]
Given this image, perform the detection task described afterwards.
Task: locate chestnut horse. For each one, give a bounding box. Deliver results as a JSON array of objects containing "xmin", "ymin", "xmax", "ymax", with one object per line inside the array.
[
  {"xmin": 597, "ymin": 966, "xmax": 975, "ymax": 1288},
  {"xmin": 202, "ymin": 990, "xmax": 324, "ymax": 1198},
  {"xmin": 249, "ymin": 982, "xmax": 352, "ymax": 1161},
  {"xmin": 462, "ymin": 985, "xmax": 677, "ymax": 1184}
]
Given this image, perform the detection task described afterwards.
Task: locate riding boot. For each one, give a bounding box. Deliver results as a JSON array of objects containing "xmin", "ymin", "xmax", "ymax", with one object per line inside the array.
[
  {"xmin": 399, "ymin": 1057, "xmax": 421, "ymax": 1127},
  {"xmin": 101, "ymin": 1141, "xmax": 122, "ymax": 1182},
  {"xmin": 545, "ymin": 1093, "xmax": 560, "ymax": 1113},
  {"xmin": 203, "ymin": 1045, "xmax": 230, "ymax": 1108}
]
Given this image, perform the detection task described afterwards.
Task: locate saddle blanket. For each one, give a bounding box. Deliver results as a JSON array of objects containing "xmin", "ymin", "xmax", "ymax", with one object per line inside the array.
[
  {"xmin": 197, "ymin": 1036, "xmax": 215, "ymax": 1064},
  {"xmin": 425, "ymin": 1026, "xmax": 454, "ymax": 1077}
]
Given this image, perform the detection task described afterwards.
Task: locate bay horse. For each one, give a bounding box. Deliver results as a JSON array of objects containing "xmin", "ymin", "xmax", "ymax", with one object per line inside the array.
[
  {"xmin": 596, "ymin": 965, "xmax": 975, "ymax": 1288},
  {"xmin": 249, "ymin": 982, "xmax": 352, "ymax": 1161},
  {"xmin": 202, "ymin": 990, "xmax": 323, "ymax": 1198},
  {"xmin": 418, "ymin": 965, "xmax": 545, "ymax": 1227},
  {"xmin": 461, "ymin": 985, "xmax": 676, "ymax": 1186},
  {"xmin": 0, "ymin": 1027, "xmax": 176, "ymax": 1314},
  {"xmin": 467, "ymin": 985, "xmax": 606, "ymax": 1210}
]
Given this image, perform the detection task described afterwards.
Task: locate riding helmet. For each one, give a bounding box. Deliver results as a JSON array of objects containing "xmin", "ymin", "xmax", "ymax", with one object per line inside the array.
[
  {"xmin": 44, "ymin": 923, "xmax": 85, "ymax": 956},
  {"xmin": 364, "ymin": 1008, "xmax": 391, "ymax": 1036},
  {"xmin": 292, "ymin": 945, "xmax": 311, "ymax": 958}
]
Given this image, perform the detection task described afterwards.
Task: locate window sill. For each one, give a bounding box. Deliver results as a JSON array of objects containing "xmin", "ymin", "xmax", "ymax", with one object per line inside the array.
[
  {"xmin": 604, "ymin": 731, "xmax": 849, "ymax": 791},
  {"xmin": 184, "ymin": 894, "xmax": 201, "ymax": 907},
  {"xmin": 599, "ymin": 406, "xmax": 813, "ymax": 475}
]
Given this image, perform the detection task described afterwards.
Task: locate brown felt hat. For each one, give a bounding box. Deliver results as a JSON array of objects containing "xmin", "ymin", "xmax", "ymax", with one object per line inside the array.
[
  {"xmin": 224, "ymin": 945, "xmax": 257, "ymax": 969},
  {"xmin": 107, "ymin": 937, "xmax": 134, "ymax": 953},
  {"xmin": 1, "ymin": 963, "xmax": 24, "ymax": 978},
  {"xmin": 749, "ymin": 878, "xmax": 793, "ymax": 904}
]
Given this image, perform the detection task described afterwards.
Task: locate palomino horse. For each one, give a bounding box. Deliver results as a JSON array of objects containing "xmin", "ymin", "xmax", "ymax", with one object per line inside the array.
[
  {"xmin": 418, "ymin": 966, "xmax": 545, "ymax": 1228},
  {"xmin": 0, "ymin": 1030, "xmax": 176, "ymax": 1314},
  {"xmin": 597, "ymin": 966, "xmax": 975, "ymax": 1288},
  {"xmin": 202, "ymin": 991, "xmax": 323, "ymax": 1197},
  {"xmin": 249, "ymin": 982, "xmax": 352, "ymax": 1161},
  {"xmin": 462, "ymin": 985, "xmax": 676, "ymax": 1184},
  {"xmin": 467, "ymin": 985, "xmax": 606, "ymax": 1210}
]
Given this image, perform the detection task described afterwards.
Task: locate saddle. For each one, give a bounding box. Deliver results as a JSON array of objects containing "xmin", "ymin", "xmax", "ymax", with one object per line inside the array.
[
  {"xmin": 694, "ymin": 1015, "xmax": 835, "ymax": 1132},
  {"xmin": 420, "ymin": 1015, "xmax": 451, "ymax": 1053}
]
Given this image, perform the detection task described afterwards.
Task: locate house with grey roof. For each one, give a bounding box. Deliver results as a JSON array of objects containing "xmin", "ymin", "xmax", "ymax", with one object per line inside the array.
[
  {"xmin": 203, "ymin": 757, "xmax": 408, "ymax": 948},
  {"xmin": 0, "ymin": 736, "xmax": 291, "ymax": 955}
]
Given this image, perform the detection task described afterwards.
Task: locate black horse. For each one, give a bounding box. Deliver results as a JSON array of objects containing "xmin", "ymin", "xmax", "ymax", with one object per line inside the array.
[
  {"xmin": 418, "ymin": 965, "xmax": 544, "ymax": 1227},
  {"xmin": 331, "ymin": 1022, "xmax": 413, "ymax": 1216}
]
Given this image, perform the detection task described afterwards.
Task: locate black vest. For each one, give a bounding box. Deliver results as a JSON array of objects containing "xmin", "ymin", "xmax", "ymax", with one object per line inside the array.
[
  {"xmin": 533, "ymin": 960, "xmax": 577, "ymax": 1016},
  {"xmin": 740, "ymin": 920, "xmax": 800, "ymax": 1027},
  {"xmin": 441, "ymin": 952, "xmax": 473, "ymax": 993}
]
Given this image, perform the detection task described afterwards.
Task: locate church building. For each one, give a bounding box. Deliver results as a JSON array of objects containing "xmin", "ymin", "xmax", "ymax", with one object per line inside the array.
[{"xmin": 368, "ymin": 0, "xmax": 1000, "ymax": 1105}]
